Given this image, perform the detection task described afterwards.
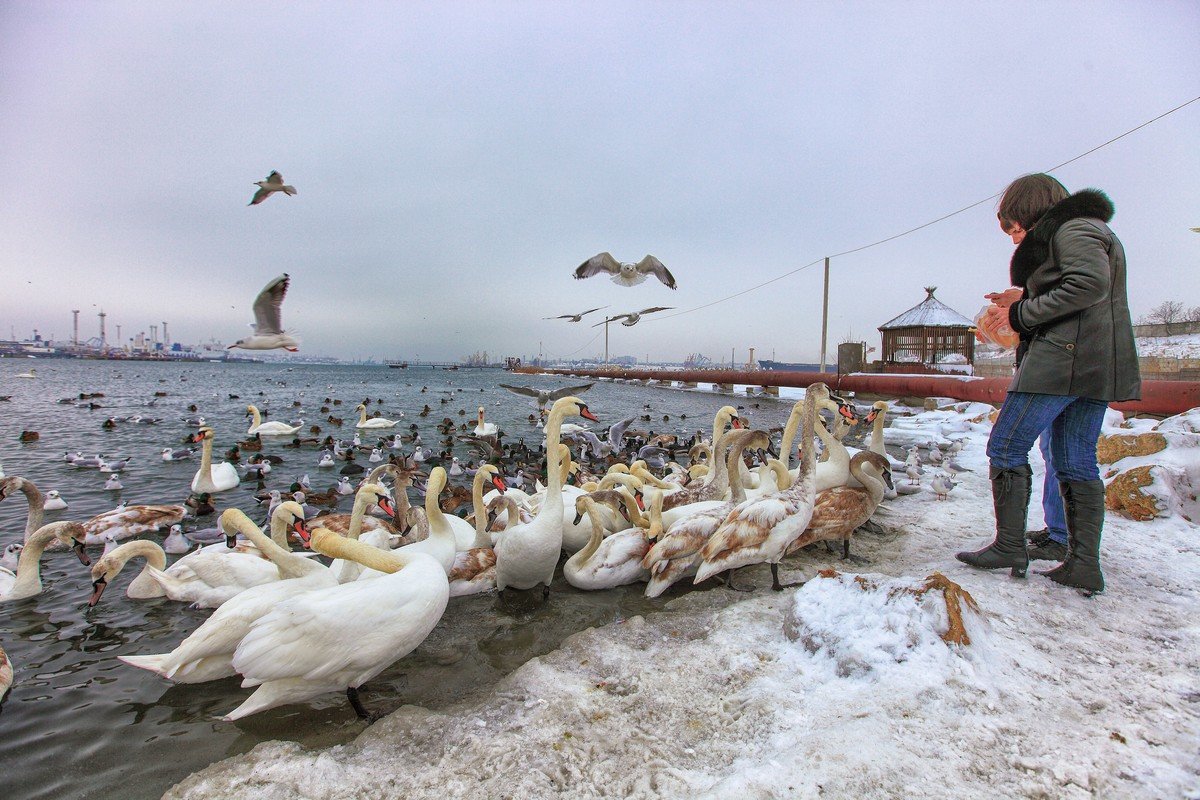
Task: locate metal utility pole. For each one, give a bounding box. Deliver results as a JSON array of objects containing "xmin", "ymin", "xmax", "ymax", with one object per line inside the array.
[
  {"xmin": 72, "ymin": 310, "xmax": 80, "ymax": 345},
  {"xmin": 820, "ymin": 256, "xmax": 830, "ymax": 373},
  {"xmin": 604, "ymin": 318, "xmax": 611, "ymax": 365}
]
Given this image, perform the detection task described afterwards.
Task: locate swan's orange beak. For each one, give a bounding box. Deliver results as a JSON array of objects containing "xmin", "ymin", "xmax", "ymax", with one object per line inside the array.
[
  {"xmin": 635, "ymin": 491, "xmax": 646, "ymax": 512},
  {"xmin": 88, "ymin": 576, "xmax": 108, "ymax": 607},
  {"xmin": 865, "ymin": 409, "xmax": 880, "ymax": 424},
  {"xmin": 579, "ymin": 405, "xmax": 599, "ymax": 422},
  {"xmin": 72, "ymin": 539, "xmax": 91, "ymax": 566},
  {"xmin": 731, "ymin": 416, "xmax": 744, "ymax": 429},
  {"xmin": 491, "ymin": 475, "xmax": 507, "ymax": 493},
  {"xmin": 376, "ymin": 495, "xmax": 396, "ymax": 517}
]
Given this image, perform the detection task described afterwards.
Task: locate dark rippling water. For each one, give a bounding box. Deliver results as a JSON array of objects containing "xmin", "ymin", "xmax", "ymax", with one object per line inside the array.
[{"xmin": 0, "ymin": 359, "xmax": 818, "ymax": 800}]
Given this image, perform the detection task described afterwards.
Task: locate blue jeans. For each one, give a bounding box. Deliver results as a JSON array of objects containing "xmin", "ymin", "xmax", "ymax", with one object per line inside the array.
[
  {"xmin": 987, "ymin": 392, "xmax": 1108, "ymax": 520},
  {"xmin": 1039, "ymin": 431, "xmax": 1068, "ymax": 545}
]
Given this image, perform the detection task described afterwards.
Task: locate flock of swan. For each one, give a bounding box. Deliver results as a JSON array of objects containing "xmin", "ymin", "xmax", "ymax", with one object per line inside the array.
[{"xmin": 0, "ymin": 385, "xmax": 901, "ymax": 721}]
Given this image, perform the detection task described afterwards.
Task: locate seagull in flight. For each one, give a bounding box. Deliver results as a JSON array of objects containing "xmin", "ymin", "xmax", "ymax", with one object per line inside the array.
[
  {"xmin": 228, "ymin": 274, "xmax": 300, "ymax": 352},
  {"xmin": 591, "ymin": 307, "xmax": 674, "ymax": 327},
  {"xmin": 573, "ymin": 252, "xmax": 677, "ymax": 289},
  {"xmin": 248, "ymin": 171, "xmax": 297, "ymax": 206},
  {"xmin": 498, "ymin": 382, "xmax": 595, "ymax": 409},
  {"xmin": 544, "ymin": 306, "xmax": 609, "ymax": 322}
]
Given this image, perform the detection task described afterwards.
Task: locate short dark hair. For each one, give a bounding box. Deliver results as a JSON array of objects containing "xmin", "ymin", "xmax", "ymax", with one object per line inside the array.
[{"xmin": 997, "ymin": 173, "xmax": 1070, "ymax": 231}]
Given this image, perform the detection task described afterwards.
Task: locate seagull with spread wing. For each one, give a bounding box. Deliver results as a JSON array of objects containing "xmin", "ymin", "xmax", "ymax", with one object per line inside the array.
[
  {"xmin": 228, "ymin": 274, "xmax": 300, "ymax": 352},
  {"xmin": 591, "ymin": 307, "xmax": 674, "ymax": 327},
  {"xmin": 573, "ymin": 252, "xmax": 677, "ymax": 289},
  {"xmin": 544, "ymin": 306, "xmax": 609, "ymax": 322},
  {"xmin": 248, "ymin": 171, "xmax": 297, "ymax": 206},
  {"xmin": 498, "ymin": 382, "xmax": 595, "ymax": 409}
]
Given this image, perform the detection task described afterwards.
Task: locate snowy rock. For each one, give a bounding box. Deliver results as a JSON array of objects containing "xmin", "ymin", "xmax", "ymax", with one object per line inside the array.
[
  {"xmin": 1154, "ymin": 408, "xmax": 1200, "ymax": 435},
  {"xmin": 1100, "ymin": 425, "xmax": 1200, "ymax": 522},
  {"xmin": 782, "ymin": 570, "xmax": 987, "ymax": 678}
]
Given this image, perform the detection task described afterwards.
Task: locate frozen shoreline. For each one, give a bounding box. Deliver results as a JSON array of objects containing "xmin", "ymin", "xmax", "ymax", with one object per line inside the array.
[{"xmin": 165, "ymin": 404, "xmax": 1200, "ymax": 800}]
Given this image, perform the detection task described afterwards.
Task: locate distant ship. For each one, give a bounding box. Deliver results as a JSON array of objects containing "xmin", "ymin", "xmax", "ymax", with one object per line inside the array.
[
  {"xmin": 757, "ymin": 359, "xmax": 822, "ymax": 372},
  {"xmin": 384, "ymin": 360, "xmax": 408, "ymax": 369}
]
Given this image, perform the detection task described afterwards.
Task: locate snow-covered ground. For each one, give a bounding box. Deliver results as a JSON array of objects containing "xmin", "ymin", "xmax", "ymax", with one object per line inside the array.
[
  {"xmin": 1137, "ymin": 334, "xmax": 1200, "ymax": 359},
  {"xmin": 166, "ymin": 403, "xmax": 1200, "ymax": 800}
]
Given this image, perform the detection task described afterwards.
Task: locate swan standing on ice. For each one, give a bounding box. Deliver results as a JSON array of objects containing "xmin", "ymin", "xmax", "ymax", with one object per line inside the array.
[{"xmin": 228, "ymin": 273, "xmax": 299, "ymax": 353}]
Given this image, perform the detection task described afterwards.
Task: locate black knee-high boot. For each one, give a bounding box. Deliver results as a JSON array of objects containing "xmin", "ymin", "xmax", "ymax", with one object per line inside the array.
[
  {"xmin": 1042, "ymin": 479, "xmax": 1105, "ymax": 594},
  {"xmin": 955, "ymin": 464, "xmax": 1031, "ymax": 578}
]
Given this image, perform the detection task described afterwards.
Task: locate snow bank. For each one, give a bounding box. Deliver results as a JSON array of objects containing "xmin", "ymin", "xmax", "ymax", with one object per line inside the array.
[
  {"xmin": 1136, "ymin": 334, "xmax": 1200, "ymax": 359},
  {"xmin": 1100, "ymin": 411, "xmax": 1200, "ymax": 522}
]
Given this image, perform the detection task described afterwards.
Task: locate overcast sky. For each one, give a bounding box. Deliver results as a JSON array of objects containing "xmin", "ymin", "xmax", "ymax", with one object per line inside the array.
[{"xmin": 2, "ymin": 2, "xmax": 1198, "ymax": 363}]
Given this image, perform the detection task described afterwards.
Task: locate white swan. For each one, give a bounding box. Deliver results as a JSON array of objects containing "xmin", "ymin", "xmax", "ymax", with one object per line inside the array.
[
  {"xmin": 780, "ymin": 385, "xmax": 855, "ymax": 492},
  {"xmin": 474, "ymin": 406, "xmax": 498, "ymax": 436},
  {"xmin": 565, "ymin": 490, "xmax": 659, "ymax": 590},
  {"xmin": 246, "ymin": 404, "xmax": 302, "ymax": 436},
  {"xmin": 222, "ymin": 527, "xmax": 449, "ymax": 721},
  {"xmin": 324, "ymin": 483, "xmax": 398, "ymax": 583},
  {"xmin": 1, "ymin": 522, "xmax": 90, "ymax": 602},
  {"xmin": 135, "ymin": 503, "xmax": 312, "ymax": 608},
  {"xmin": 15, "ymin": 368, "xmax": 36, "ymax": 378},
  {"xmin": 355, "ymin": 403, "xmax": 398, "ymax": 429},
  {"xmin": 118, "ymin": 509, "xmax": 337, "ymax": 684},
  {"xmin": 494, "ymin": 395, "xmax": 598, "ymax": 592},
  {"xmin": 694, "ymin": 385, "xmax": 819, "ymax": 592},
  {"xmin": 187, "ymin": 427, "xmax": 241, "ymax": 493},
  {"xmin": 391, "ymin": 467, "xmax": 458, "ymax": 574}
]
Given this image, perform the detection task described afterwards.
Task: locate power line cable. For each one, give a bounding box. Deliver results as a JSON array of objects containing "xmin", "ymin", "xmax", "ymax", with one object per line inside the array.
[{"xmin": 646, "ymin": 94, "xmax": 1200, "ymax": 323}]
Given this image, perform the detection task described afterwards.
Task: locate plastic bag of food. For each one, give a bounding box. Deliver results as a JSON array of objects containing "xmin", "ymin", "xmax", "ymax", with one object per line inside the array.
[{"xmin": 973, "ymin": 304, "xmax": 1020, "ymax": 348}]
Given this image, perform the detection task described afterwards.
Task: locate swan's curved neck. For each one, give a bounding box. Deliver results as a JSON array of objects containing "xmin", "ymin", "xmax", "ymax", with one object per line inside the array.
[
  {"xmin": 849, "ymin": 456, "xmax": 887, "ymax": 505},
  {"xmin": 198, "ymin": 434, "xmax": 215, "ymax": 479},
  {"xmin": 224, "ymin": 509, "xmax": 307, "ymax": 578},
  {"xmin": 795, "ymin": 392, "xmax": 818, "ymax": 487},
  {"xmin": 13, "ymin": 479, "xmax": 45, "ymax": 540},
  {"xmin": 108, "ymin": 539, "xmax": 167, "ymax": 572},
  {"xmin": 424, "ymin": 474, "xmax": 455, "ymax": 544},
  {"xmin": 871, "ymin": 405, "xmax": 887, "ymax": 455},
  {"xmin": 358, "ymin": 406, "xmax": 369, "ymax": 425},
  {"xmin": 347, "ymin": 492, "xmax": 372, "ymax": 540},
  {"xmin": 313, "ymin": 530, "xmax": 411, "ymax": 573},
  {"xmin": 472, "ymin": 470, "xmax": 492, "ymax": 547},
  {"xmin": 11, "ymin": 523, "xmax": 78, "ymax": 596},
  {"xmin": 541, "ymin": 404, "xmax": 571, "ymax": 515},
  {"xmin": 570, "ymin": 499, "xmax": 606, "ymax": 566},
  {"xmin": 249, "ymin": 406, "xmax": 263, "ymax": 429}
]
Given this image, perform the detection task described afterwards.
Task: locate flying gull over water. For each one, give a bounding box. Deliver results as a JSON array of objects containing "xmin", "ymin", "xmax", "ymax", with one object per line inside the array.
[
  {"xmin": 591, "ymin": 307, "xmax": 674, "ymax": 327},
  {"xmin": 573, "ymin": 252, "xmax": 677, "ymax": 289},
  {"xmin": 248, "ymin": 171, "xmax": 297, "ymax": 206},
  {"xmin": 544, "ymin": 306, "xmax": 609, "ymax": 322},
  {"xmin": 498, "ymin": 382, "xmax": 595, "ymax": 409},
  {"xmin": 228, "ymin": 274, "xmax": 300, "ymax": 352}
]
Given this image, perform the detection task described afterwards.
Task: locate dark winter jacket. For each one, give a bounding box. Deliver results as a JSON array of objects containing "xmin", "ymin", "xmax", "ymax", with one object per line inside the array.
[{"xmin": 1006, "ymin": 189, "xmax": 1140, "ymax": 402}]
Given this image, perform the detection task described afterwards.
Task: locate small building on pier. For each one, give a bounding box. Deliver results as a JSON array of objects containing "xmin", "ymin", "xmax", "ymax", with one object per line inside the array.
[{"xmin": 878, "ymin": 287, "xmax": 975, "ymax": 372}]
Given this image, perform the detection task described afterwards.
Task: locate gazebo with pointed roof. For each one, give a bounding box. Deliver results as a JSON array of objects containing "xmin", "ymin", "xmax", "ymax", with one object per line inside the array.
[{"xmin": 878, "ymin": 286, "xmax": 975, "ymax": 367}]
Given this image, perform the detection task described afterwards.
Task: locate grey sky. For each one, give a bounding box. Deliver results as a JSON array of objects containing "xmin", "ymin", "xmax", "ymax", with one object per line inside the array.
[{"xmin": 2, "ymin": 2, "xmax": 1198, "ymax": 362}]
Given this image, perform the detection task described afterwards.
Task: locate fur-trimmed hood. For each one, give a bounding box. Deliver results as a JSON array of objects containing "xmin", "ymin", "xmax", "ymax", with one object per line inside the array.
[{"xmin": 1010, "ymin": 189, "xmax": 1115, "ymax": 286}]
